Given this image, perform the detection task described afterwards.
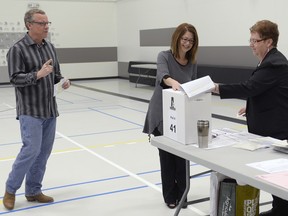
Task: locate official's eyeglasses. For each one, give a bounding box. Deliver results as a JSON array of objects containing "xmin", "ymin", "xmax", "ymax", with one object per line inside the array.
[
  {"xmin": 181, "ymin": 37, "xmax": 194, "ymax": 44},
  {"xmin": 30, "ymin": 21, "xmax": 51, "ymax": 27},
  {"xmin": 249, "ymin": 38, "xmax": 266, "ymax": 45}
]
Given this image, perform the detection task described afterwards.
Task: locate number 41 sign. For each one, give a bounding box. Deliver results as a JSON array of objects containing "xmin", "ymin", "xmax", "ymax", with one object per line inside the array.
[{"xmin": 166, "ymin": 96, "xmax": 178, "ymax": 140}]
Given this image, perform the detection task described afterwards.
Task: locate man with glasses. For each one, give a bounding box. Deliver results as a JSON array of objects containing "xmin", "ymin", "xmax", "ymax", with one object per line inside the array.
[
  {"xmin": 213, "ymin": 20, "xmax": 288, "ymax": 216},
  {"xmin": 3, "ymin": 9, "xmax": 70, "ymax": 210}
]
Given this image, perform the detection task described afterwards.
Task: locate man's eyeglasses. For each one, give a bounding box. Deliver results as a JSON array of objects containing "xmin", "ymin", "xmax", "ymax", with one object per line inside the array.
[
  {"xmin": 30, "ymin": 21, "xmax": 52, "ymax": 26},
  {"xmin": 181, "ymin": 37, "xmax": 194, "ymax": 44},
  {"xmin": 249, "ymin": 38, "xmax": 266, "ymax": 45}
]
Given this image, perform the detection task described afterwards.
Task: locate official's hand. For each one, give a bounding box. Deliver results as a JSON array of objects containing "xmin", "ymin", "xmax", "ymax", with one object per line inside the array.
[
  {"xmin": 238, "ymin": 107, "xmax": 246, "ymax": 117},
  {"xmin": 212, "ymin": 83, "xmax": 219, "ymax": 94},
  {"xmin": 37, "ymin": 59, "xmax": 53, "ymax": 79}
]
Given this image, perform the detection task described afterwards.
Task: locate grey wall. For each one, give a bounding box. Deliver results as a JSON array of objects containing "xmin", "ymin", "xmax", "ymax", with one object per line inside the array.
[
  {"xmin": 197, "ymin": 46, "xmax": 257, "ymax": 67},
  {"xmin": 118, "ymin": 27, "xmax": 258, "ymax": 78},
  {"xmin": 1, "ymin": 27, "xmax": 258, "ymax": 82},
  {"xmin": 57, "ymin": 47, "xmax": 117, "ymax": 63},
  {"xmin": 0, "ymin": 47, "xmax": 117, "ymax": 84},
  {"xmin": 139, "ymin": 27, "xmax": 257, "ymax": 67},
  {"xmin": 140, "ymin": 28, "xmax": 175, "ymax": 47}
]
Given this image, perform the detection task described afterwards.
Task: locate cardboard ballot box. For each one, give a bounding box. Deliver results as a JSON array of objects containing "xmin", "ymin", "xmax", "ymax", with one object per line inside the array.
[{"xmin": 163, "ymin": 89, "xmax": 212, "ymax": 145}]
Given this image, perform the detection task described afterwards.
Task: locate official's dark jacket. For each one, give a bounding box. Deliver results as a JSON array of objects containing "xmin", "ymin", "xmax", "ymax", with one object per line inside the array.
[{"xmin": 219, "ymin": 48, "xmax": 288, "ymax": 140}]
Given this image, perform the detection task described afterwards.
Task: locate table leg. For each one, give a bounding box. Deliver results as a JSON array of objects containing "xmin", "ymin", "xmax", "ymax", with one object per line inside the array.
[{"xmin": 174, "ymin": 160, "xmax": 190, "ymax": 216}]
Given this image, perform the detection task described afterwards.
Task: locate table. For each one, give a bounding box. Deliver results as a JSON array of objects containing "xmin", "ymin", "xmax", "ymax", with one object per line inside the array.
[
  {"xmin": 130, "ymin": 64, "xmax": 157, "ymax": 87},
  {"xmin": 151, "ymin": 136, "xmax": 288, "ymax": 215}
]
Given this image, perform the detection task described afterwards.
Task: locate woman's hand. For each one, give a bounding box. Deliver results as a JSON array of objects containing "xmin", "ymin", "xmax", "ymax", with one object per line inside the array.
[
  {"xmin": 164, "ymin": 77, "xmax": 181, "ymax": 90},
  {"xmin": 171, "ymin": 80, "xmax": 181, "ymax": 91}
]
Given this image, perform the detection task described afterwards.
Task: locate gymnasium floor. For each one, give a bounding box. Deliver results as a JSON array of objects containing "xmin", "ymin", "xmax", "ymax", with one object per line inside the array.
[{"xmin": 0, "ymin": 78, "xmax": 272, "ymax": 215}]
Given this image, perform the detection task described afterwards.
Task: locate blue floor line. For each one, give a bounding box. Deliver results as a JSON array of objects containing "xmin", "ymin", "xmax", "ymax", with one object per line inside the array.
[
  {"xmin": 0, "ymin": 185, "xmax": 148, "ymax": 215},
  {"xmin": 0, "ymin": 168, "xmax": 210, "ymax": 214}
]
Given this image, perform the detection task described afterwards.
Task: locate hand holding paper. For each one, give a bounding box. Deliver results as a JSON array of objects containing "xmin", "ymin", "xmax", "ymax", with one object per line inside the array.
[
  {"xmin": 54, "ymin": 78, "xmax": 70, "ymax": 96},
  {"xmin": 62, "ymin": 79, "xmax": 71, "ymax": 89},
  {"xmin": 179, "ymin": 75, "xmax": 215, "ymax": 98}
]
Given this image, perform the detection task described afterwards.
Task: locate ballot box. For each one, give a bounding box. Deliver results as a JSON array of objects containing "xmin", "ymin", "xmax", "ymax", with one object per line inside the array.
[{"xmin": 163, "ymin": 89, "xmax": 212, "ymax": 145}]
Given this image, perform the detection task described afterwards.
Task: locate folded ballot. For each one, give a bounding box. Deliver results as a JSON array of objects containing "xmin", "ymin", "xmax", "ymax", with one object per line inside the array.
[{"xmin": 180, "ymin": 75, "xmax": 215, "ymax": 98}]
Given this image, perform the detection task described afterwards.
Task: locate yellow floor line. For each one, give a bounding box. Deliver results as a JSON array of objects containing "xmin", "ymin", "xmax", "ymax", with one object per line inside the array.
[{"xmin": 0, "ymin": 138, "xmax": 148, "ymax": 162}]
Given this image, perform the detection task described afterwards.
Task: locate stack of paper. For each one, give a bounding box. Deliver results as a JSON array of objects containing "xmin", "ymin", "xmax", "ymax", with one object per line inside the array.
[
  {"xmin": 247, "ymin": 158, "xmax": 288, "ymax": 173},
  {"xmin": 233, "ymin": 136, "xmax": 279, "ymax": 151},
  {"xmin": 272, "ymin": 140, "xmax": 288, "ymax": 154},
  {"xmin": 250, "ymin": 158, "xmax": 288, "ymax": 190},
  {"xmin": 179, "ymin": 75, "xmax": 214, "ymax": 98}
]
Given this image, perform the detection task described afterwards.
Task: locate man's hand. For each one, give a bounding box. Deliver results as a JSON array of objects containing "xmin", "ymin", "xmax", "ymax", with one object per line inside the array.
[
  {"xmin": 62, "ymin": 78, "xmax": 71, "ymax": 89},
  {"xmin": 37, "ymin": 59, "xmax": 53, "ymax": 79}
]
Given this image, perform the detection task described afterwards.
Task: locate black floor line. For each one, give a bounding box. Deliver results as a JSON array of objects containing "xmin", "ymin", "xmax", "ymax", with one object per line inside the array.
[
  {"xmin": 73, "ymin": 83, "xmax": 150, "ymax": 103},
  {"xmin": 73, "ymin": 83, "xmax": 247, "ymax": 125}
]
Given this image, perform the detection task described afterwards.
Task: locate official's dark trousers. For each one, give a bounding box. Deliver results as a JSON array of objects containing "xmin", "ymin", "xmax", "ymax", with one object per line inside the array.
[{"xmin": 272, "ymin": 195, "xmax": 288, "ymax": 213}]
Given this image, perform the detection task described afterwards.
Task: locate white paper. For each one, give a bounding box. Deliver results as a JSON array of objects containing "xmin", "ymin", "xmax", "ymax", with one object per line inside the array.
[
  {"xmin": 271, "ymin": 139, "xmax": 288, "ymax": 153},
  {"xmin": 205, "ymin": 128, "xmax": 275, "ymax": 150},
  {"xmin": 54, "ymin": 78, "xmax": 66, "ymax": 96},
  {"xmin": 234, "ymin": 137, "xmax": 286, "ymax": 151},
  {"xmin": 233, "ymin": 142, "xmax": 270, "ymax": 151},
  {"xmin": 179, "ymin": 75, "xmax": 214, "ymax": 98},
  {"xmin": 192, "ymin": 128, "xmax": 240, "ymax": 149},
  {"xmin": 247, "ymin": 158, "xmax": 288, "ymax": 173},
  {"xmin": 271, "ymin": 140, "xmax": 288, "ymax": 148}
]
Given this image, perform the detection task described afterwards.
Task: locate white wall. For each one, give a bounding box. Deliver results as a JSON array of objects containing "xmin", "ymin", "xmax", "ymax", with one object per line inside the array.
[
  {"xmin": 117, "ymin": 0, "xmax": 288, "ymax": 63},
  {"xmin": 1, "ymin": 0, "xmax": 288, "ymax": 81},
  {"xmin": 0, "ymin": 0, "xmax": 117, "ymax": 80}
]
